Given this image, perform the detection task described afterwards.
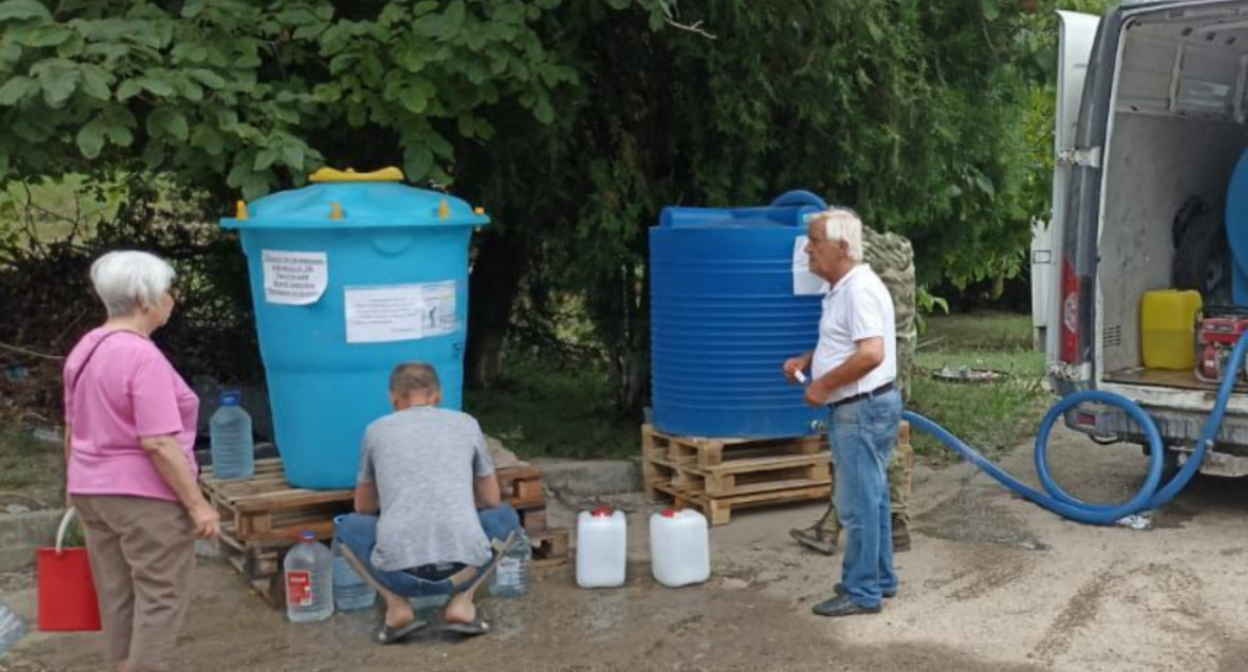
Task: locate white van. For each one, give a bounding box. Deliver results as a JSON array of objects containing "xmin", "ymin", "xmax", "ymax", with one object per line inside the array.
[{"xmin": 1037, "ymin": 1, "xmax": 1248, "ymax": 476}]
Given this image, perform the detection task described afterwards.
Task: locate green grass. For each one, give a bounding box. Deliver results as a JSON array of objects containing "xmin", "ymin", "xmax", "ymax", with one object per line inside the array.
[
  {"xmin": 467, "ymin": 312, "xmax": 1049, "ymax": 463},
  {"xmin": 909, "ymin": 313, "xmax": 1050, "ymax": 460},
  {"xmin": 466, "ymin": 356, "xmax": 639, "ymax": 461},
  {"xmin": 0, "ymin": 427, "xmax": 64, "ymax": 507},
  {"xmin": 919, "ymin": 311, "xmax": 1036, "ymax": 352}
]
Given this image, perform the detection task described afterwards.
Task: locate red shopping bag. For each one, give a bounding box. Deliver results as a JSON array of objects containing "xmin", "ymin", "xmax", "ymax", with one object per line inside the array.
[{"xmin": 37, "ymin": 508, "xmax": 102, "ymax": 632}]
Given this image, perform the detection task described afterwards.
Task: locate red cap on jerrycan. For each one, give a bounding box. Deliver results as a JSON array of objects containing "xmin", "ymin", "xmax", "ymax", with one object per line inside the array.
[
  {"xmin": 591, "ymin": 506, "xmax": 613, "ymax": 518},
  {"xmin": 661, "ymin": 509, "xmax": 678, "ymax": 518}
]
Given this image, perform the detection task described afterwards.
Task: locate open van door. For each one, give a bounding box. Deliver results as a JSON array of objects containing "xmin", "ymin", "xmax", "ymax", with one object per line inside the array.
[{"xmin": 1036, "ymin": 10, "xmax": 1101, "ymax": 361}]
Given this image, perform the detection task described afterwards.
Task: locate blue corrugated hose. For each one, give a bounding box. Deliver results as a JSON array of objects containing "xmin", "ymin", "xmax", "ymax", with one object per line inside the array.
[{"xmin": 899, "ymin": 332, "xmax": 1248, "ymax": 525}]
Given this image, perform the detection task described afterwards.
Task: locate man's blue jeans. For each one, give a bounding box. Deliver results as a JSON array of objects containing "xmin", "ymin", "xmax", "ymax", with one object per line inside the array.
[
  {"xmin": 335, "ymin": 505, "xmax": 521, "ymax": 598},
  {"xmin": 829, "ymin": 390, "xmax": 903, "ymax": 608}
]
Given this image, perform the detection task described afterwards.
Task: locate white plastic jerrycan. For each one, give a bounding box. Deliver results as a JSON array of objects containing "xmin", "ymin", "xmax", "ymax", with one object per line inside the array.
[
  {"xmin": 576, "ymin": 506, "xmax": 627, "ymax": 588},
  {"xmin": 650, "ymin": 508, "xmax": 710, "ymax": 588}
]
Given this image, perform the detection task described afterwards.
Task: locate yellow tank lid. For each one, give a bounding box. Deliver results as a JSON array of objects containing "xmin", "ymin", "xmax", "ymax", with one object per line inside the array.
[{"xmin": 308, "ymin": 167, "xmax": 405, "ymax": 183}]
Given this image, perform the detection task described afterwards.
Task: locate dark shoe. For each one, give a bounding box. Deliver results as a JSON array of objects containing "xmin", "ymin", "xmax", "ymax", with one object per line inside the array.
[
  {"xmin": 892, "ymin": 518, "xmax": 911, "ymax": 553},
  {"xmin": 834, "ymin": 582, "xmax": 896, "ymax": 599},
  {"xmin": 790, "ymin": 526, "xmax": 838, "ymax": 555},
  {"xmin": 811, "ymin": 594, "xmax": 881, "ymax": 618},
  {"xmin": 442, "ymin": 613, "xmax": 491, "ymax": 637},
  {"xmin": 376, "ymin": 619, "xmax": 429, "ymax": 645}
]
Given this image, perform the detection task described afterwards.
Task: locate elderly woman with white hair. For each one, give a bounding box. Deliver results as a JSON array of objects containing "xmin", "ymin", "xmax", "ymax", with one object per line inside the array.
[{"xmin": 63, "ymin": 250, "xmax": 219, "ymax": 672}]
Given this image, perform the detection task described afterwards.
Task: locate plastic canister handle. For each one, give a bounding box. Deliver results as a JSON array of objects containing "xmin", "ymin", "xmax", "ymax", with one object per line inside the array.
[{"xmin": 54, "ymin": 508, "xmax": 78, "ymax": 556}]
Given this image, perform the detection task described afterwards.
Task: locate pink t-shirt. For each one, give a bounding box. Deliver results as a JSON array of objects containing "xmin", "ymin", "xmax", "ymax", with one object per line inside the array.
[{"xmin": 63, "ymin": 328, "xmax": 200, "ymax": 502}]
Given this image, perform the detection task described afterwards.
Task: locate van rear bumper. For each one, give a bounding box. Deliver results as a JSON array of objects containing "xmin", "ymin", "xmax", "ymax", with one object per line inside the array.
[{"xmin": 1064, "ymin": 399, "xmax": 1248, "ymax": 475}]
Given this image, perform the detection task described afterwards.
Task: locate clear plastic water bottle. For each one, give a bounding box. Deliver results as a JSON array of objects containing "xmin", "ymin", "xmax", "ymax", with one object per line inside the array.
[
  {"xmin": 489, "ymin": 530, "xmax": 531, "ymax": 598},
  {"xmin": 331, "ymin": 517, "xmax": 376, "ymax": 611},
  {"xmin": 209, "ymin": 390, "xmax": 254, "ymax": 481},
  {"xmin": 284, "ymin": 531, "xmax": 334, "ymax": 623},
  {"xmin": 0, "ymin": 596, "xmax": 27, "ymax": 658}
]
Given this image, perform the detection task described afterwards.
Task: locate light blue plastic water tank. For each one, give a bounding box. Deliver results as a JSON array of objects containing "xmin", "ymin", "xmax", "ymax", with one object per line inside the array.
[
  {"xmin": 649, "ymin": 191, "xmax": 829, "ymax": 438},
  {"xmin": 222, "ymin": 169, "xmax": 488, "ymax": 489}
]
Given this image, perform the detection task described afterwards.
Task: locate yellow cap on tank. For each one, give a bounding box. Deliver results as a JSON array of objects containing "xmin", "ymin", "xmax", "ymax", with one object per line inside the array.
[{"xmin": 309, "ymin": 167, "xmax": 405, "ymax": 183}]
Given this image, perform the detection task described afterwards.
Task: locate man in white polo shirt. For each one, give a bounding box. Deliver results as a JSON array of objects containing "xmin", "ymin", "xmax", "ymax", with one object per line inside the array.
[{"xmin": 783, "ymin": 207, "xmax": 902, "ymax": 617}]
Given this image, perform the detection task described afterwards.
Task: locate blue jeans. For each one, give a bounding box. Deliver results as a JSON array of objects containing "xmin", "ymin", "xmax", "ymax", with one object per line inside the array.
[
  {"xmin": 829, "ymin": 390, "xmax": 903, "ymax": 608},
  {"xmin": 335, "ymin": 505, "xmax": 521, "ymax": 598}
]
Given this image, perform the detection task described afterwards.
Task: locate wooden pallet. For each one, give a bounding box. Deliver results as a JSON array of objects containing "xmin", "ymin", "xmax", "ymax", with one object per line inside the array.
[
  {"xmin": 516, "ymin": 504, "xmax": 548, "ymax": 533},
  {"xmin": 202, "ymin": 459, "xmax": 549, "ymax": 543},
  {"xmin": 498, "ymin": 465, "xmax": 545, "ymax": 508},
  {"xmin": 647, "ymin": 421, "xmax": 910, "ymax": 526},
  {"xmin": 651, "ymin": 480, "xmax": 831, "ymax": 526},
  {"xmin": 201, "ymin": 457, "xmax": 562, "ymax": 606},
  {"xmin": 644, "ymin": 454, "xmax": 830, "ymax": 498},
  {"xmin": 642, "ymin": 425, "xmax": 826, "ymax": 468},
  {"xmin": 530, "ymin": 527, "xmax": 571, "ymax": 570},
  {"xmin": 642, "ymin": 426, "xmax": 838, "ymax": 526},
  {"xmin": 200, "ymin": 458, "xmax": 354, "ymax": 545}
]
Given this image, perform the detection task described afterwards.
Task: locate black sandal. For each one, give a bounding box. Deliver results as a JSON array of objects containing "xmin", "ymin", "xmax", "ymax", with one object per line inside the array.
[
  {"xmin": 442, "ymin": 613, "xmax": 491, "ymax": 637},
  {"xmin": 376, "ymin": 619, "xmax": 428, "ymax": 645}
]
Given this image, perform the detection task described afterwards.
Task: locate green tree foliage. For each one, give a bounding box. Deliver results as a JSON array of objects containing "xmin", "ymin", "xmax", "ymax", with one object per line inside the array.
[
  {"xmin": 461, "ymin": 0, "xmax": 1087, "ymax": 408},
  {"xmin": 0, "ymin": 0, "xmax": 1113, "ymax": 413},
  {"xmin": 0, "ymin": 0, "xmax": 604, "ymax": 195}
]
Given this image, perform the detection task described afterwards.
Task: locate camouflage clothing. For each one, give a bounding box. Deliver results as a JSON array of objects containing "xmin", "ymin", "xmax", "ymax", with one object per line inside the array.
[
  {"xmin": 864, "ymin": 227, "xmax": 917, "ymax": 401},
  {"xmin": 811, "ymin": 432, "xmax": 912, "ymax": 544}
]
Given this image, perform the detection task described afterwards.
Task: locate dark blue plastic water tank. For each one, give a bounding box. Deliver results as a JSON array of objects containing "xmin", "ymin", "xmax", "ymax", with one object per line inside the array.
[
  {"xmin": 649, "ymin": 191, "xmax": 829, "ymax": 438},
  {"xmin": 1228, "ymin": 145, "xmax": 1248, "ymax": 304}
]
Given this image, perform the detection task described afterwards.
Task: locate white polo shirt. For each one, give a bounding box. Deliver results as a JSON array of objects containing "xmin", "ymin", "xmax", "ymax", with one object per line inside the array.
[{"xmin": 811, "ymin": 264, "xmax": 897, "ymax": 404}]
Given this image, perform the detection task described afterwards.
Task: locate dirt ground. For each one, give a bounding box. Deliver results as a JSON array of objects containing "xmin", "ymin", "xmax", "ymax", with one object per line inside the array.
[{"xmin": 7, "ymin": 425, "xmax": 1248, "ymax": 672}]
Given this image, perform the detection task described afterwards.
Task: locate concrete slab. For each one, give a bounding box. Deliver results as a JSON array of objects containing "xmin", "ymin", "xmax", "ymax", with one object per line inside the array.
[{"xmin": 532, "ymin": 457, "xmax": 641, "ymax": 497}]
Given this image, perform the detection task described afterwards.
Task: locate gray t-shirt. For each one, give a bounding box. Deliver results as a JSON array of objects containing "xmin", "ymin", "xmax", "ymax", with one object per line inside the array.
[{"xmin": 357, "ymin": 406, "xmax": 495, "ymax": 571}]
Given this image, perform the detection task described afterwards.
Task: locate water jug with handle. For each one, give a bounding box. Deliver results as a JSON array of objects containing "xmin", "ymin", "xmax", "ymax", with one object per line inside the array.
[
  {"xmin": 209, "ymin": 390, "xmax": 255, "ymax": 481},
  {"xmin": 576, "ymin": 507, "xmax": 627, "ymax": 588},
  {"xmin": 284, "ymin": 531, "xmax": 334, "ymax": 623},
  {"xmin": 650, "ymin": 509, "xmax": 711, "ymax": 587},
  {"xmin": 331, "ymin": 516, "xmax": 376, "ymax": 611}
]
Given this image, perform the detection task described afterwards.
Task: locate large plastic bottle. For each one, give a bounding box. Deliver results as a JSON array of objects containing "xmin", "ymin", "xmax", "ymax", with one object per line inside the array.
[
  {"xmin": 489, "ymin": 529, "xmax": 532, "ymax": 598},
  {"xmin": 650, "ymin": 509, "xmax": 710, "ymax": 587},
  {"xmin": 0, "ymin": 596, "xmax": 27, "ymax": 657},
  {"xmin": 284, "ymin": 531, "xmax": 334, "ymax": 623},
  {"xmin": 331, "ymin": 516, "xmax": 376, "ymax": 611},
  {"xmin": 576, "ymin": 507, "xmax": 627, "ymax": 588},
  {"xmin": 209, "ymin": 390, "xmax": 254, "ymax": 481}
]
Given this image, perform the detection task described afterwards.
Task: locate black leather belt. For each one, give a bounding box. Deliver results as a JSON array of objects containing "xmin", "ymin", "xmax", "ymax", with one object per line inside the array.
[{"xmin": 827, "ymin": 382, "xmax": 895, "ymax": 409}]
